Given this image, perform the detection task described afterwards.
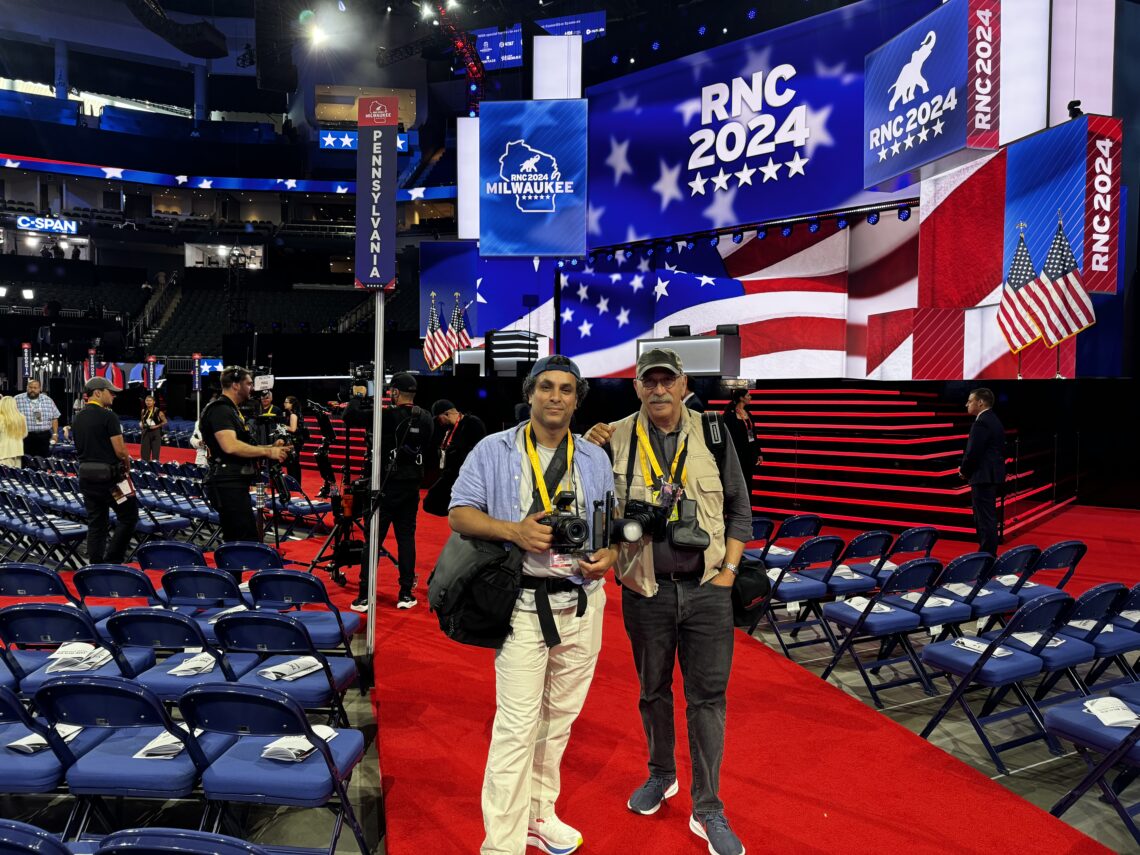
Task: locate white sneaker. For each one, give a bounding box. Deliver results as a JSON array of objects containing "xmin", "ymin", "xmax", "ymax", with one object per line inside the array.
[{"xmin": 527, "ymin": 815, "xmax": 583, "ymax": 855}]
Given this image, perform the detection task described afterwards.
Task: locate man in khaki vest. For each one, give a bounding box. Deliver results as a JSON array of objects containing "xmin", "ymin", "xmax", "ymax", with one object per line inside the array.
[{"xmin": 585, "ymin": 348, "xmax": 752, "ymax": 855}]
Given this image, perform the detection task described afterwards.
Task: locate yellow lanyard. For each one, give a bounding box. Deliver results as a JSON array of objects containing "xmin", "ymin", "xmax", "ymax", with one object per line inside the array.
[
  {"xmin": 87, "ymin": 400, "xmax": 105, "ymax": 409},
  {"xmin": 635, "ymin": 420, "xmax": 687, "ymax": 490},
  {"xmin": 524, "ymin": 425, "xmax": 573, "ymax": 514}
]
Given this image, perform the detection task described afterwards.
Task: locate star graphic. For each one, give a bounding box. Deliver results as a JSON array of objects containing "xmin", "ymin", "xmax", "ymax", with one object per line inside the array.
[
  {"xmin": 675, "ymin": 240, "xmax": 688, "ymax": 253},
  {"xmin": 175, "ymin": 175, "xmax": 188, "ymax": 184},
  {"xmin": 198, "ymin": 179, "xmax": 213, "ymax": 189},
  {"xmin": 396, "ymin": 135, "xmax": 407, "ymax": 151},
  {"xmin": 637, "ymin": 256, "xmax": 651, "ymax": 273},
  {"xmin": 785, "ymin": 152, "xmax": 809, "ymax": 177},
  {"xmin": 606, "ymin": 137, "xmax": 633, "ymax": 186},
  {"xmin": 682, "ymin": 51, "xmax": 712, "ymax": 82},
  {"xmin": 335, "ymin": 185, "xmax": 349, "ymax": 194},
  {"xmin": 890, "ymin": 139, "xmax": 902, "ymax": 156},
  {"xmin": 711, "ymin": 168, "xmax": 730, "ymax": 192},
  {"xmin": 577, "ymin": 283, "xmax": 589, "ymax": 302},
  {"xmin": 933, "ymin": 119, "xmax": 945, "ymax": 137},
  {"xmin": 578, "ymin": 319, "xmax": 593, "ymax": 337},
  {"xmin": 284, "ymin": 179, "xmax": 298, "ymax": 189},
  {"xmin": 877, "ymin": 147, "xmax": 888, "ymax": 162},
  {"xmin": 614, "ymin": 91, "xmax": 640, "ymax": 113},
  {"xmin": 561, "ymin": 307, "xmax": 575, "ymax": 324},
  {"xmin": 582, "ymin": 266, "xmax": 594, "ymax": 275},
  {"xmin": 625, "ymin": 224, "xmax": 648, "ymax": 244},
  {"xmin": 609, "ymin": 273, "xmax": 623, "ymax": 283},
  {"xmin": 675, "ymin": 98, "xmax": 702, "ymax": 127},
  {"xmin": 697, "ymin": 275, "xmax": 716, "ymax": 288},
  {"xmin": 688, "ymin": 171, "xmax": 708, "ymax": 196},
  {"xmin": 904, "ymin": 134, "xmax": 915, "ymax": 150},
  {"xmin": 102, "ymin": 167, "xmax": 124, "ymax": 179},
  {"xmin": 652, "ymin": 160, "xmax": 684, "ymax": 212},
  {"xmin": 654, "ymin": 277, "xmax": 670, "ymax": 302},
  {"xmin": 560, "ymin": 277, "xmax": 570, "ymax": 291},
  {"xmin": 739, "ymin": 44, "xmax": 773, "ymax": 79},
  {"xmin": 4, "ymin": 159, "xmax": 20, "ymax": 167},
  {"xmin": 630, "ymin": 274, "xmax": 646, "ymax": 293},
  {"xmin": 616, "ymin": 307, "xmax": 631, "ymax": 328},
  {"xmin": 917, "ymin": 126, "xmax": 929, "ymax": 143},
  {"xmin": 759, "ymin": 158, "xmax": 781, "ymax": 182},
  {"xmin": 734, "ymin": 163, "xmax": 756, "ymax": 187},
  {"xmin": 814, "ymin": 58, "xmax": 858, "ymax": 85},
  {"xmin": 703, "ymin": 186, "xmax": 739, "ymax": 229},
  {"xmin": 615, "ymin": 251, "xmax": 629, "ymax": 268},
  {"xmin": 587, "ymin": 203, "xmax": 605, "ymax": 236},
  {"xmin": 596, "ymin": 296, "xmax": 610, "ymax": 315},
  {"xmin": 323, "ymin": 132, "xmax": 337, "ymax": 147},
  {"xmin": 803, "ymin": 103, "xmax": 834, "ymax": 157},
  {"xmin": 408, "ymin": 187, "xmax": 426, "ymax": 200},
  {"xmin": 664, "ymin": 262, "xmax": 678, "ymax": 273},
  {"xmin": 339, "ymin": 134, "xmax": 354, "ymax": 147}
]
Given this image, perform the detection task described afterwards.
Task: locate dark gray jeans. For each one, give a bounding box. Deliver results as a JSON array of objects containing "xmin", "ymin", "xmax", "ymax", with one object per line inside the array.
[{"xmin": 622, "ymin": 577, "xmax": 735, "ymax": 815}]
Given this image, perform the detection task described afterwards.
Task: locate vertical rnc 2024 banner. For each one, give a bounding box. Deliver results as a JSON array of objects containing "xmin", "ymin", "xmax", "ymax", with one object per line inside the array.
[
  {"xmin": 479, "ymin": 99, "xmax": 588, "ymax": 257},
  {"xmin": 355, "ymin": 96, "xmax": 399, "ymax": 291}
]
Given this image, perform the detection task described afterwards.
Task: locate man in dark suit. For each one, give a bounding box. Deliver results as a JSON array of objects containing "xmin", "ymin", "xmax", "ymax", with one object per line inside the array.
[{"xmin": 959, "ymin": 388, "xmax": 1005, "ymax": 554}]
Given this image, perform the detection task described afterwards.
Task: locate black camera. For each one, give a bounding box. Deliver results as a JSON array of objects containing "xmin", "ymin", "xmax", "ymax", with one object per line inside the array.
[
  {"xmin": 538, "ymin": 490, "xmax": 590, "ymax": 554},
  {"xmin": 351, "ymin": 362, "xmax": 375, "ymax": 383},
  {"xmin": 591, "ymin": 491, "xmax": 644, "ymax": 552},
  {"xmin": 623, "ymin": 496, "xmax": 709, "ymax": 551},
  {"xmin": 624, "ymin": 499, "xmax": 671, "ymax": 541}
]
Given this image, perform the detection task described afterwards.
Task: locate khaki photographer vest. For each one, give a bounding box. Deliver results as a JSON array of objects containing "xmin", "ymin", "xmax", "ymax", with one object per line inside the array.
[{"xmin": 610, "ymin": 406, "xmax": 727, "ymax": 597}]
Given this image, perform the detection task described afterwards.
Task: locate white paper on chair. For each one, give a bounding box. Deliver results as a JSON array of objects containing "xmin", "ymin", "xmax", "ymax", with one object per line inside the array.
[
  {"xmin": 844, "ymin": 596, "xmax": 892, "ymax": 614},
  {"xmin": 767, "ymin": 545, "xmax": 793, "ymax": 556},
  {"xmin": 944, "ymin": 583, "xmax": 990, "ymax": 598},
  {"xmin": 167, "ymin": 652, "xmax": 218, "ymax": 676},
  {"xmin": 952, "ymin": 637, "xmax": 1011, "ymax": 657},
  {"xmin": 881, "ymin": 560, "xmax": 898, "ymax": 572},
  {"xmin": 132, "ymin": 724, "xmax": 204, "ymax": 760},
  {"xmin": 6, "ymin": 723, "xmax": 82, "ymax": 754},
  {"xmin": 767, "ymin": 568, "xmax": 793, "ymax": 583},
  {"xmin": 899, "ymin": 592, "xmax": 954, "ymax": 608},
  {"xmin": 833, "ymin": 565, "xmax": 863, "ymax": 580},
  {"xmin": 207, "ymin": 605, "xmax": 249, "ymax": 625},
  {"xmin": 45, "ymin": 643, "xmax": 112, "ymax": 673},
  {"xmin": 258, "ymin": 656, "xmax": 322, "ymax": 682},
  {"xmin": 1120, "ymin": 610, "xmax": 1140, "ymax": 624},
  {"xmin": 1068, "ymin": 619, "xmax": 1113, "ymax": 634},
  {"xmin": 1012, "ymin": 631, "xmax": 1065, "ymax": 648},
  {"xmin": 260, "ymin": 725, "xmax": 338, "ymax": 762},
  {"xmin": 994, "ymin": 575, "xmax": 1020, "ymax": 587},
  {"xmin": 1084, "ymin": 697, "xmax": 1140, "ymax": 728}
]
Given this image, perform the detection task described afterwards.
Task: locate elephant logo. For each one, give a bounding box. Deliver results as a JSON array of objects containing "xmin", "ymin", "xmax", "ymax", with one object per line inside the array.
[{"xmin": 888, "ymin": 31, "xmax": 937, "ymax": 111}]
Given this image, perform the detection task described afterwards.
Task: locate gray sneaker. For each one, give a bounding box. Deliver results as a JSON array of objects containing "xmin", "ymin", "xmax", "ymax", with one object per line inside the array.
[
  {"xmin": 626, "ymin": 775, "xmax": 679, "ymax": 815},
  {"xmin": 689, "ymin": 812, "xmax": 745, "ymax": 855}
]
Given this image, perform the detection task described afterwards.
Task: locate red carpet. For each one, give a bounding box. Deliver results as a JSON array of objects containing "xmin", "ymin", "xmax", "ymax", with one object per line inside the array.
[{"xmin": 367, "ymin": 508, "xmax": 1110, "ymax": 855}]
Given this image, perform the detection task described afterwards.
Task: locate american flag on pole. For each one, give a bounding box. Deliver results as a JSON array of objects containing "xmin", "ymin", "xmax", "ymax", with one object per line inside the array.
[
  {"xmin": 1030, "ymin": 219, "xmax": 1095, "ymax": 347},
  {"xmin": 445, "ymin": 293, "xmax": 472, "ymax": 355},
  {"xmin": 995, "ymin": 228, "xmax": 1043, "ymax": 354},
  {"xmin": 423, "ymin": 292, "xmax": 449, "ymax": 369}
]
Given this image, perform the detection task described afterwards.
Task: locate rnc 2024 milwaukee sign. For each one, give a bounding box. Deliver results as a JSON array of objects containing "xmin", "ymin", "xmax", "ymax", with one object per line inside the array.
[
  {"xmin": 479, "ymin": 99, "xmax": 588, "ymax": 257},
  {"xmin": 864, "ymin": 0, "xmax": 1001, "ymax": 189}
]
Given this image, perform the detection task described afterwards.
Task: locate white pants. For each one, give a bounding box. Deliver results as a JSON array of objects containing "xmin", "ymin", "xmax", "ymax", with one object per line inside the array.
[{"xmin": 480, "ymin": 585, "xmax": 606, "ymax": 855}]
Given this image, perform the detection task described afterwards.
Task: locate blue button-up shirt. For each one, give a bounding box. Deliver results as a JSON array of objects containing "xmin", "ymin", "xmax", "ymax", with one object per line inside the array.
[
  {"xmin": 449, "ymin": 424, "xmax": 615, "ymax": 544},
  {"xmin": 15, "ymin": 392, "xmax": 60, "ymax": 433}
]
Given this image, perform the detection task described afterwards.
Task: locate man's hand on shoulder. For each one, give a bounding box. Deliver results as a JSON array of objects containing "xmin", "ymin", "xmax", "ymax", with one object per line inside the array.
[{"xmin": 584, "ymin": 423, "xmax": 614, "ymax": 446}]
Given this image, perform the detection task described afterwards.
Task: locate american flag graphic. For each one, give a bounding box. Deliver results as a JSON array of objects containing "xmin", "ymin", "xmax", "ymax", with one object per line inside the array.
[
  {"xmin": 423, "ymin": 293, "xmax": 449, "ymax": 369},
  {"xmin": 996, "ymin": 230, "xmax": 1043, "ymax": 354},
  {"xmin": 1030, "ymin": 221, "xmax": 1095, "ymax": 347},
  {"xmin": 445, "ymin": 295, "xmax": 472, "ymax": 355}
]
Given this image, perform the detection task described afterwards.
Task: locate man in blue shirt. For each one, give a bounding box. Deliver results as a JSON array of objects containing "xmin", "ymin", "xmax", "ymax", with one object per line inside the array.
[{"xmin": 449, "ymin": 355, "xmax": 618, "ymax": 855}]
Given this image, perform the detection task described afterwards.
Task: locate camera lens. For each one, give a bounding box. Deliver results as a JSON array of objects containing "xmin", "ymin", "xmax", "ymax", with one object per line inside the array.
[{"xmin": 559, "ymin": 517, "xmax": 589, "ymax": 548}]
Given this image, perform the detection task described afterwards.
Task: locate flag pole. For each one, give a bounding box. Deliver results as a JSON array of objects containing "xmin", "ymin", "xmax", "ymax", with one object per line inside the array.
[{"xmin": 1017, "ymin": 351, "xmax": 1022, "ymax": 380}]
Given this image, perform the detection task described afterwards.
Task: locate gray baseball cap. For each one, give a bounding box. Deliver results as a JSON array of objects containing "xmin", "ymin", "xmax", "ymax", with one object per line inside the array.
[
  {"xmin": 636, "ymin": 348, "xmax": 684, "ymax": 377},
  {"xmin": 84, "ymin": 376, "xmax": 122, "ymax": 393}
]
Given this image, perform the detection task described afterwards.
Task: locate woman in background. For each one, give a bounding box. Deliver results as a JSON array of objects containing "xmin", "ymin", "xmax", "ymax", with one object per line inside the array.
[
  {"xmin": 0, "ymin": 396, "xmax": 28, "ymax": 467},
  {"xmin": 722, "ymin": 387, "xmax": 761, "ymax": 488},
  {"xmin": 139, "ymin": 394, "xmax": 167, "ymax": 461},
  {"xmin": 282, "ymin": 395, "xmax": 304, "ymax": 483}
]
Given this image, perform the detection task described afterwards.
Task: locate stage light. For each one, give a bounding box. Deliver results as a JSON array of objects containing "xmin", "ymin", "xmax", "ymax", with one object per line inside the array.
[
  {"xmin": 588, "ymin": 254, "xmax": 596, "ymax": 264},
  {"xmin": 309, "ymin": 24, "xmax": 328, "ymax": 46},
  {"xmin": 686, "ymin": 240, "xmax": 695, "ymax": 250},
  {"xmin": 611, "ymin": 54, "xmax": 619, "ymax": 64},
  {"xmin": 24, "ymin": 236, "xmax": 38, "ymax": 248},
  {"xmin": 570, "ymin": 258, "xmax": 579, "ymax": 266},
  {"xmin": 470, "ymin": 83, "xmax": 477, "ymax": 92},
  {"xmin": 21, "ymin": 288, "xmax": 34, "ymax": 300},
  {"xmin": 836, "ymin": 217, "xmax": 849, "ymax": 230},
  {"xmin": 337, "ymin": 0, "xmax": 346, "ymax": 10},
  {"xmin": 606, "ymin": 252, "xmax": 614, "ymax": 261},
  {"xmin": 747, "ymin": 8, "xmax": 757, "ymax": 19},
  {"xmin": 897, "ymin": 206, "xmax": 912, "ymax": 222},
  {"xmin": 421, "ymin": 3, "xmax": 433, "ymax": 19},
  {"xmin": 0, "ymin": 286, "xmax": 6, "ymax": 297},
  {"xmin": 468, "ymin": 109, "xmax": 476, "ymax": 117},
  {"xmin": 299, "ymin": 9, "xmax": 315, "ymax": 24},
  {"xmin": 432, "ymin": 19, "xmax": 439, "ymax": 25},
  {"xmin": 756, "ymin": 228, "xmax": 767, "ymax": 240},
  {"xmin": 867, "ymin": 212, "xmax": 880, "ymax": 225},
  {"xmin": 651, "ymin": 41, "xmax": 660, "ymax": 51},
  {"xmin": 447, "ymin": 0, "xmax": 459, "ymax": 7},
  {"xmin": 629, "ymin": 57, "xmax": 635, "ymax": 64},
  {"xmin": 557, "ymin": 260, "xmax": 565, "ymax": 268},
  {"xmin": 698, "ymin": 25, "xmax": 707, "ymax": 35},
  {"xmin": 59, "ymin": 239, "xmax": 69, "ymax": 249},
  {"xmin": 781, "ymin": 225, "xmax": 793, "ymax": 238},
  {"xmin": 731, "ymin": 232, "xmax": 743, "ymax": 244},
  {"xmin": 386, "ymin": 4, "xmax": 391, "ymax": 11},
  {"xmin": 217, "ymin": 245, "xmax": 230, "ymax": 257},
  {"xmin": 645, "ymin": 247, "xmax": 654, "ymax": 257},
  {"xmin": 722, "ymin": 27, "xmax": 728, "ymax": 34},
  {"xmin": 664, "ymin": 244, "xmax": 673, "ymax": 254},
  {"xmin": 808, "ymin": 220, "xmax": 820, "ymax": 234},
  {"xmin": 709, "ymin": 235, "xmax": 719, "ymax": 246},
  {"xmin": 625, "ymin": 250, "xmax": 633, "ymax": 260}
]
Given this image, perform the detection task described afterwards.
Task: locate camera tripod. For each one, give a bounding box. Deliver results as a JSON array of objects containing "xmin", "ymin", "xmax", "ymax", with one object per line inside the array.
[{"xmin": 306, "ymin": 483, "xmax": 397, "ymax": 586}]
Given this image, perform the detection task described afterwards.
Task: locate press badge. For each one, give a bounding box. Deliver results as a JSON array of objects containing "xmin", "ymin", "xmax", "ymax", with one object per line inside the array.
[{"xmin": 550, "ymin": 552, "xmax": 575, "ymax": 573}]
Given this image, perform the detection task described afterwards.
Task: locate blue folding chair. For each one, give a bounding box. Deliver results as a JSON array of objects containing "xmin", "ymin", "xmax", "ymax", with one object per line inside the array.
[
  {"xmin": 1112, "ymin": 584, "xmax": 1140, "ymax": 631},
  {"xmin": 179, "ymin": 683, "xmax": 367, "ymax": 855},
  {"xmin": 1004, "ymin": 540, "xmax": 1088, "ymax": 605},
  {"xmin": 920, "ymin": 593, "xmax": 1074, "ymax": 773},
  {"xmin": 74, "ymin": 565, "xmax": 171, "ymax": 639},
  {"xmin": 798, "ymin": 531, "xmax": 888, "ymax": 598},
  {"xmin": 135, "ymin": 540, "xmax": 206, "ymax": 572},
  {"xmin": 0, "ymin": 562, "xmax": 114, "ymax": 622},
  {"xmin": 745, "ymin": 513, "xmax": 822, "ymax": 569},
  {"xmin": 34, "ymin": 675, "xmax": 235, "ymax": 840},
  {"xmin": 850, "ymin": 525, "xmax": 939, "ymax": 584},
  {"xmin": 213, "ymin": 541, "xmax": 292, "ymax": 582},
  {"xmin": 214, "ymin": 612, "xmax": 358, "ymax": 727},
  {"xmin": 105, "ymin": 609, "xmax": 259, "ymax": 702},
  {"xmin": 160, "ymin": 567, "xmax": 253, "ymax": 643},
  {"xmin": 980, "ymin": 543, "xmax": 1043, "ymax": 599},
  {"xmin": 932, "ymin": 552, "xmax": 1013, "ymax": 629},
  {"xmin": 0, "ymin": 819, "xmax": 74, "ymax": 855},
  {"xmin": 820, "ymin": 558, "xmax": 943, "ymax": 708},
  {"xmin": 0, "ymin": 684, "xmax": 109, "ymax": 796},
  {"xmin": 246, "ymin": 570, "xmax": 362, "ymax": 656},
  {"xmin": 1057, "ymin": 583, "xmax": 1140, "ymax": 690},
  {"xmin": 0, "ymin": 604, "xmax": 155, "ymax": 697},
  {"xmin": 95, "ymin": 827, "xmax": 271, "ymax": 855}
]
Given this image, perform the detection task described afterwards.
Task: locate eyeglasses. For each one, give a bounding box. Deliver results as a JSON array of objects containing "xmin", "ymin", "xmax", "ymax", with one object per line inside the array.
[{"xmin": 639, "ymin": 375, "xmax": 679, "ymax": 390}]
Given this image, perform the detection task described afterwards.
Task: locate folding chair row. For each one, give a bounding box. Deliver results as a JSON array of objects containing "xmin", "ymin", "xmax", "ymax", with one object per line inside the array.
[
  {"xmin": 0, "ymin": 493, "xmax": 88, "ymax": 569},
  {"xmin": 0, "ymin": 677, "xmax": 367, "ymax": 854},
  {"xmin": 0, "ymin": 820, "xmax": 272, "ymax": 855}
]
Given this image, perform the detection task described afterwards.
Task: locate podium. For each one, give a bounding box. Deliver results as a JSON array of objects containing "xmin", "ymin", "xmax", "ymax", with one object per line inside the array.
[
  {"xmin": 636, "ymin": 335, "xmax": 740, "ymax": 377},
  {"xmin": 453, "ymin": 331, "xmax": 549, "ymax": 377}
]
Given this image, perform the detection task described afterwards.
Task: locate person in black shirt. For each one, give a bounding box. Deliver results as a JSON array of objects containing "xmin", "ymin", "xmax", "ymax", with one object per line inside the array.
[
  {"xmin": 422, "ymin": 399, "xmax": 486, "ymax": 517},
  {"xmin": 73, "ymin": 376, "xmax": 138, "ymax": 564},
  {"xmin": 960, "ymin": 387, "xmax": 1006, "ymax": 555},
  {"xmin": 200, "ymin": 366, "xmax": 290, "ymax": 551},
  {"xmin": 351, "ymin": 372, "xmax": 432, "ymax": 612}
]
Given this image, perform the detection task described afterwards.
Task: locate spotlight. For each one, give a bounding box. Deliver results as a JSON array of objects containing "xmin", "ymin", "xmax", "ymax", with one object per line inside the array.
[
  {"xmin": 24, "ymin": 236, "xmax": 38, "ymax": 248},
  {"xmin": 470, "ymin": 83, "xmax": 477, "ymax": 92},
  {"xmin": 731, "ymin": 232, "xmax": 743, "ymax": 244},
  {"xmin": 651, "ymin": 41, "xmax": 660, "ymax": 51},
  {"xmin": 21, "ymin": 288, "xmax": 34, "ymax": 300},
  {"xmin": 686, "ymin": 240, "xmax": 695, "ymax": 251},
  {"xmin": 217, "ymin": 245, "xmax": 230, "ymax": 257},
  {"xmin": 468, "ymin": 109, "xmax": 476, "ymax": 117},
  {"xmin": 447, "ymin": 0, "xmax": 459, "ymax": 7},
  {"xmin": 338, "ymin": 0, "xmax": 346, "ymax": 9},
  {"xmin": 570, "ymin": 258, "xmax": 579, "ymax": 266},
  {"xmin": 664, "ymin": 244, "xmax": 673, "ymax": 254},
  {"xmin": 709, "ymin": 235, "xmax": 719, "ymax": 247},
  {"xmin": 309, "ymin": 24, "xmax": 327, "ymax": 46},
  {"xmin": 698, "ymin": 25, "xmax": 707, "ymax": 35},
  {"xmin": 781, "ymin": 225, "xmax": 793, "ymax": 238},
  {"xmin": 0, "ymin": 286, "xmax": 6, "ymax": 297},
  {"xmin": 421, "ymin": 3, "xmax": 433, "ymax": 19},
  {"xmin": 747, "ymin": 8, "xmax": 757, "ymax": 19},
  {"xmin": 808, "ymin": 220, "xmax": 820, "ymax": 234},
  {"xmin": 557, "ymin": 260, "xmax": 565, "ymax": 268},
  {"xmin": 611, "ymin": 54, "xmax": 619, "ymax": 64},
  {"xmin": 897, "ymin": 206, "xmax": 912, "ymax": 222},
  {"xmin": 645, "ymin": 247, "xmax": 654, "ymax": 257},
  {"xmin": 606, "ymin": 252, "xmax": 614, "ymax": 261},
  {"xmin": 588, "ymin": 254, "xmax": 596, "ymax": 264},
  {"xmin": 629, "ymin": 57, "xmax": 635, "ymax": 64},
  {"xmin": 836, "ymin": 217, "xmax": 849, "ymax": 230},
  {"xmin": 625, "ymin": 250, "xmax": 634, "ymax": 260},
  {"xmin": 432, "ymin": 19, "xmax": 438, "ymax": 25},
  {"xmin": 722, "ymin": 27, "xmax": 728, "ymax": 34},
  {"xmin": 867, "ymin": 212, "xmax": 880, "ymax": 225},
  {"xmin": 59, "ymin": 239, "xmax": 69, "ymax": 249}
]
